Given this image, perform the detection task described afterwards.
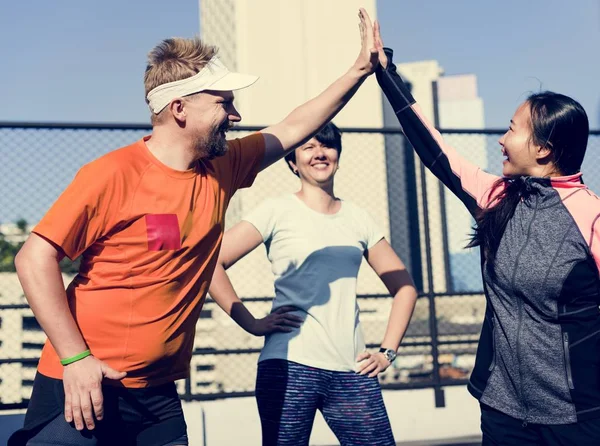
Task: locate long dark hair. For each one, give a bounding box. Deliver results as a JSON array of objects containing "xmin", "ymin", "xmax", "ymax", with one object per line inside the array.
[{"xmin": 467, "ymin": 92, "xmax": 589, "ymax": 266}]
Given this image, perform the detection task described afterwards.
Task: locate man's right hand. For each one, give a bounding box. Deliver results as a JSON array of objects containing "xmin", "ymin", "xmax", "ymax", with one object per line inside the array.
[{"xmin": 62, "ymin": 355, "xmax": 126, "ymax": 431}]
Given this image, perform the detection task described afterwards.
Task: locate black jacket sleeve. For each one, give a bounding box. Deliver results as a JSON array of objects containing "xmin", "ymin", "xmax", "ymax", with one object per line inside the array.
[{"xmin": 376, "ymin": 47, "xmax": 490, "ymax": 215}]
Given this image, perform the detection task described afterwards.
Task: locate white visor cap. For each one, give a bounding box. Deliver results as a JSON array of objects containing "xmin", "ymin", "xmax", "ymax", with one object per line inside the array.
[{"xmin": 146, "ymin": 56, "xmax": 258, "ymax": 114}]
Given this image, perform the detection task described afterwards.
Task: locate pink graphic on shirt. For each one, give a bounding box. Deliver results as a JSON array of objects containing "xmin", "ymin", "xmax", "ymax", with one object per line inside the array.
[{"xmin": 145, "ymin": 214, "xmax": 181, "ymax": 251}]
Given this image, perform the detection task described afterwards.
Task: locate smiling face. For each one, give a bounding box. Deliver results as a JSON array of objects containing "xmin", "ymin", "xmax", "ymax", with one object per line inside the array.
[
  {"xmin": 288, "ymin": 137, "xmax": 340, "ymax": 187},
  {"xmin": 498, "ymin": 102, "xmax": 543, "ymax": 177},
  {"xmin": 183, "ymin": 90, "xmax": 241, "ymax": 160}
]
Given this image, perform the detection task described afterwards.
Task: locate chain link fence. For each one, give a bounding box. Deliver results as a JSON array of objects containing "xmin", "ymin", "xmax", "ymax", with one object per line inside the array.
[{"xmin": 1, "ymin": 123, "xmax": 599, "ymax": 409}]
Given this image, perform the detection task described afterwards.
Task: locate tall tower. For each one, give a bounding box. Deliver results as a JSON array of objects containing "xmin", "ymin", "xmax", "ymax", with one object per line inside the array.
[
  {"xmin": 200, "ymin": 0, "xmax": 390, "ymax": 299},
  {"xmin": 199, "ymin": 0, "xmax": 486, "ymax": 297}
]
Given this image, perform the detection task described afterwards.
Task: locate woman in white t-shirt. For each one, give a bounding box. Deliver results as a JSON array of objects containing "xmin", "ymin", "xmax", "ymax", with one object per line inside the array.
[{"xmin": 209, "ymin": 122, "xmax": 417, "ymax": 446}]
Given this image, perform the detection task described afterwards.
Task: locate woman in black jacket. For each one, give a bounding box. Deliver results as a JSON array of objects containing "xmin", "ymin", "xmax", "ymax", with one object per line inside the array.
[{"xmin": 373, "ymin": 21, "xmax": 600, "ymax": 445}]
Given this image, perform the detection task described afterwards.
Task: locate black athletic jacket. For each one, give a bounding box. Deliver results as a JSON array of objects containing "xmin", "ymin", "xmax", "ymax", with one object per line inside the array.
[{"xmin": 377, "ymin": 47, "xmax": 600, "ymax": 424}]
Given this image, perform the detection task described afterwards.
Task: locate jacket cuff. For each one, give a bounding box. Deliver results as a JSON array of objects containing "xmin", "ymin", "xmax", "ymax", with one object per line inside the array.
[{"xmin": 376, "ymin": 47, "xmax": 416, "ymax": 112}]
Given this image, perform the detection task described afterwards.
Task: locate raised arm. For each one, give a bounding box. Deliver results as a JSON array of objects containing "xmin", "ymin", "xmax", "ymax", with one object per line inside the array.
[
  {"xmin": 373, "ymin": 23, "xmax": 501, "ymax": 214},
  {"xmin": 259, "ymin": 8, "xmax": 379, "ymax": 171},
  {"xmin": 209, "ymin": 221, "xmax": 302, "ymax": 335},
  {"xmin": 356, "ymin": 239, "xmax": 418, "ymax": 377}
]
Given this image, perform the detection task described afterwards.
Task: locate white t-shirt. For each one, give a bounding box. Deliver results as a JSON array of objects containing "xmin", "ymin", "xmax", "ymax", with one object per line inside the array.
[{"xmin": 243, "ymin": 194, "xmax": 384, "ymax": 372}]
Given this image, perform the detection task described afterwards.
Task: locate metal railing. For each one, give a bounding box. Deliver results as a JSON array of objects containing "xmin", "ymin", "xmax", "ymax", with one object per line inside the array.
[{"xmin": 1, "ymin": 122, "xmax": 599, "ymax": 410}]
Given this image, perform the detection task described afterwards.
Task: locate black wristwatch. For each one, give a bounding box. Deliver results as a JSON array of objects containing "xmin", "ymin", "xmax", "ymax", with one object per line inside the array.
[{"xmin": 379, "ymin": 348, "xmax": 397, "ymax": 363}]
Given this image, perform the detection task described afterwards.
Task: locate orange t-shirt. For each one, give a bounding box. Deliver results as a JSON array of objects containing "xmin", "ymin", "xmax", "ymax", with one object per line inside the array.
[{"xmin": 33, "ymin": 133, "xmax": 265, "ymax": 387}]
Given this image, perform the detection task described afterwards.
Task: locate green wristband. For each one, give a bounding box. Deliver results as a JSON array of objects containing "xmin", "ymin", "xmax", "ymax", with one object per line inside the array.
[{"xmin": 60, "ymin": 349, "xmax": 91, "ymax": 366}]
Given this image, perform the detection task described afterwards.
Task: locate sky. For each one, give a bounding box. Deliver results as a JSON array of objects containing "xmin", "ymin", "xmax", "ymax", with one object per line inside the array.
[{"xmin": 1, "ymin": 0, "xmax": 599, "ymax": 129}]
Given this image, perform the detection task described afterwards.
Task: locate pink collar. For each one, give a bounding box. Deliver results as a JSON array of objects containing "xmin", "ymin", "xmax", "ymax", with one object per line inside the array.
[{"xmin": 548, "ymin": 172, "xmax": 586, "ymax": 189}]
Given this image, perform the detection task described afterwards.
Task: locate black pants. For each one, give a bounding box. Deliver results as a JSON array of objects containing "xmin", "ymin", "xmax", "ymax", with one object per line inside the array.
[
  {"xmin": 8, "ymin": 373, "xmax": 188, "ymax": 446},
  {"xmin": 481, "ymin": 403, "xmax": 600, "ymax": 446}
]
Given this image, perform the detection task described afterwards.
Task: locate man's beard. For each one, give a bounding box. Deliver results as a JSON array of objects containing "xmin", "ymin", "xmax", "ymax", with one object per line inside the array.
[{"xmin": 194, "ymin": 122, "xmax": 229, "ymax": 160}]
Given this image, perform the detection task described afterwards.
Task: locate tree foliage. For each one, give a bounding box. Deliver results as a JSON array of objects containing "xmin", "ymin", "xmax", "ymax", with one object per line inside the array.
[{"xmin": 0, "ymin": 220, "xmax": 80, "ymax": 273}]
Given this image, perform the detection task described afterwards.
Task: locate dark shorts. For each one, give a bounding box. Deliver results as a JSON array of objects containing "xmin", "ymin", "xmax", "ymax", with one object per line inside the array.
[
  {"xmin": 8, "ymin": 373, "xmax": 188, "ymax": 446},
  {"xmin": 481, "ymin": 403, "xmax": 600, "ymax": 446}
]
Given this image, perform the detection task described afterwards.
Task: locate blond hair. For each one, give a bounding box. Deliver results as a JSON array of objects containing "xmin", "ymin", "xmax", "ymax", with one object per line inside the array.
[{"xmin": 144, "ymin": 37, "xmax": 218, "ymax": 123}]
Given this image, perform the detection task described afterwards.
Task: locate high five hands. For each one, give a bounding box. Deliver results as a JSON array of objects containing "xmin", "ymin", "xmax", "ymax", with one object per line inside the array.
[
  {"xmin": 353, "ymin": 8, "xmax": 379, "ymax": 75},
  {"xmin": 353, "ymin": 9, "xmax": 389, "ymax": 74}
]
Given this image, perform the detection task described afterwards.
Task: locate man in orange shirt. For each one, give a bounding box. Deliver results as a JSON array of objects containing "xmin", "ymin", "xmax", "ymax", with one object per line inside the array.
[{"xmin": 10, "ymin": 9, "xmax": 379, "ymax": 446}]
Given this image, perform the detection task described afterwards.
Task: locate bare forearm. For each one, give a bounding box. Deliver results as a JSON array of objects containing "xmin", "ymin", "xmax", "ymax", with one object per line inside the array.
[
  {"xmin": 261, "ymin": 67, "xmax": 369, "ymax": 169},
  {"xmin": 380, "ymin": 286, "xmax": 418, "ymax": 351},
  {"xmin": 209, "ymin": 265, "xmax": 257, "ymax": 333},
  {"xmin": 284, "ymin": 67, "xmax": 366, "ymax": 142},
  {"xmin": 16, "ymin": 253, "xmax": 87, "ymax": 358}
]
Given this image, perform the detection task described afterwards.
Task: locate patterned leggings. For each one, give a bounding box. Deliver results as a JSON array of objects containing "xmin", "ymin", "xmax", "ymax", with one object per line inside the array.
[{"xmin": 255, "ymin": 359, "xmax": 395, "ymax": 446}]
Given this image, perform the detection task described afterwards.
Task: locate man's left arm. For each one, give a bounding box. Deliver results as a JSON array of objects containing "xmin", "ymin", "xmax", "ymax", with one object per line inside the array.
[{"xmin": 259, "ymin": 8, "xmax": 379, "ymax": 171}]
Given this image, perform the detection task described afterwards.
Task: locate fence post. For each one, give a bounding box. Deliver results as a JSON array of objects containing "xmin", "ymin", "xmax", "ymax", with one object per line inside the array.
[
  {"xmin": 183, "ymin": 374, "xmax": 192, "ymax": 402},
  {"xmin": 419, "ymin": 162, "xmax": 446, "ymax": 408},
  {"xmin": 432, "ymin": 81, "xmax": 454, "ymax": 292},
  {"xmin": 401, "ymin": 134, "xmax": 425, "ymax": 292}
]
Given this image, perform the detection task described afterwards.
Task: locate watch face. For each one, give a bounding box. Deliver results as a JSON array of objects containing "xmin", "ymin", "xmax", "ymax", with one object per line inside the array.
[
  {"xmin": 383, "ymin": 350, "xmax": 396, "ymax": 362},
  {"xmin": 379, "ymin": 348, "xmax": 396, "ymax": 363}
]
